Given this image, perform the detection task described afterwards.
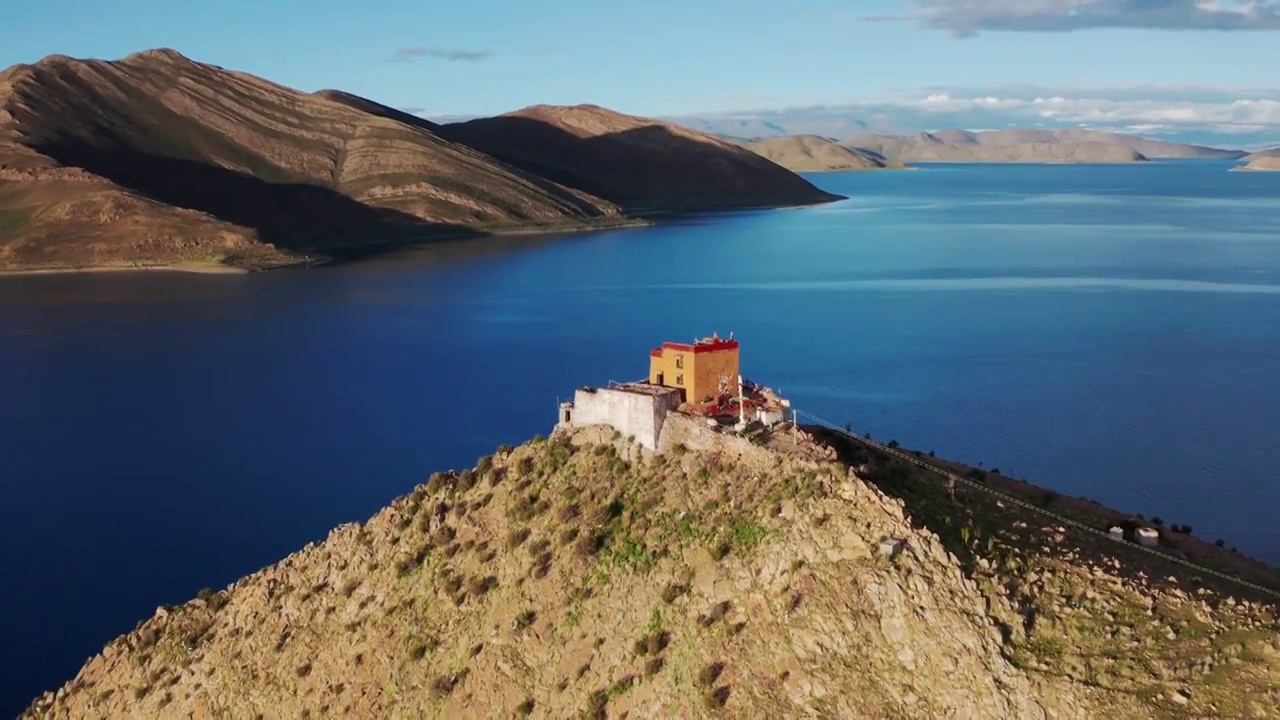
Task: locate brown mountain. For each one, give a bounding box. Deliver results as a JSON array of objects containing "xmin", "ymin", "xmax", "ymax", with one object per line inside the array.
[
  {"xmin": 0, "ymin": 49, "xmax": 625, "ymax": 271},
  {"xmin": 844, "ymin": 131, "xmax": 1150, "ymax": 164},
  {"xmin": 943, "ymin": 129, "xmax": 1242, "ymax": 159},
  {"xmin": 743, "ymin": 135, "xmax": 886, "ymax": 172},
  {"xmin": 436, "ymin": 104, "xmax": 843, "ymax": 213},
  {"xmin": 840, "ymin": 129, "xmax": 1251, "ymax": 166},
  {"xmin": 0, "ymin": 50, "xmax": 837, "ymax": 273}
]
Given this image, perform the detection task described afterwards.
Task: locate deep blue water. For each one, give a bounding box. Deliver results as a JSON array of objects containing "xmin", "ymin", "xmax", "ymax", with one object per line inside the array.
[{"xmin": 3, "ymin": 160, "xmax": 1280, "ymax": 714}]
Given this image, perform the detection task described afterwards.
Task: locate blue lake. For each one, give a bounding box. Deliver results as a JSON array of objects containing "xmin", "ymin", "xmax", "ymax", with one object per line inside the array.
[{"xmin": 2, "ymin": 160, "xmax": 1279, "ymax": 713}]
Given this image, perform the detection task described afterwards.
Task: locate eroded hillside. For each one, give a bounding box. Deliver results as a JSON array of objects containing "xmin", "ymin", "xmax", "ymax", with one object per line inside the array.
[
  {"xmin": 24, "ymin": 416, "xmax": 1280, "ymax": 718},
  {"xmin": 0, "ymin": 50, "xmax": 621, "ymax": 272},
  {"xmin": 0, "ymin": 49, "xmax": 853, "ymax": 273}
]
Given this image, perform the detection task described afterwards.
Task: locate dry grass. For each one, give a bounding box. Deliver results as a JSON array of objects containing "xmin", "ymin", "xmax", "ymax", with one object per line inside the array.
[{"xmin": 25, "ymin": 424, "xmax": 1280, "ymax": 719}]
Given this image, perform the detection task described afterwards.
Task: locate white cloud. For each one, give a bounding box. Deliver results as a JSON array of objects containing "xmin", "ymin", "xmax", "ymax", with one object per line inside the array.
[
  {"xmin": 870, "ymin": 0, "xmax": 1280, "ymax": 36},
  {"xmin": 665, "ymin": 85, "xmax": 1280, "ymax": 148},
  {"xmin": 898, "ymin": 92, "xmax": 1280, "ymax": 129}
]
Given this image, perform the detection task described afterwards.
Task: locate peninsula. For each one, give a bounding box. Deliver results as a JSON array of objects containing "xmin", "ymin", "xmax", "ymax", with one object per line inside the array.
[
  {"xmin": 0, "ymin": 50, "xmax": 839, "ymax": 274},
  {"xmin": 741, "ymin": 135, "xmax": 887, "ymax": 172},
  {"xmin": 1236, "ymin": 154, "xmax": 1280, "ymax": 172},
  {"xmin": 24, "ymin": 336, "xmax": 1280, "ymax": 718},
  {"xmin": 731, "ymin": 128, "xmax": 1247, "ymax": 172}
]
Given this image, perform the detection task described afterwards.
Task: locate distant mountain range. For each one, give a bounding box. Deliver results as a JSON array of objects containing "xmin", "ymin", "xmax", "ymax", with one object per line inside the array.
[
  {"xmin": 661, "ymin": 104, "xmax": 1280, "ymax": 153},
  {"xmin": 737, "ymin": 135, "xmax": 887, "ymax": 172},
  {"xmin": 673, "ymin": 115, "xmax": 885, "ymax": 145},
  {"xmin": 0, "ymin": 50, "xmax": 837, "ymax": 273},
  {"xmin": 722, "ymin": 129, "xmax": 1249, "ymax": 171}
]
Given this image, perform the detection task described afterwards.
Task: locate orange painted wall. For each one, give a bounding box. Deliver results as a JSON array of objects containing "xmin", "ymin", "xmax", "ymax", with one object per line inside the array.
[
  {"xmin": 689, "ymin": 347, "xmax": 739, "ymax": 403},
  {"xmin": 648, "ymin": 341, "xmax": 739, "ymax": 402}
]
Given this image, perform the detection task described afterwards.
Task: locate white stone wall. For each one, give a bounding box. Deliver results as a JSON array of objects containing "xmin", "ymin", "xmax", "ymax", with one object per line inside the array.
[{"xmin": 565, "ymin": 387, "xmax": 681, "ymax": 450}]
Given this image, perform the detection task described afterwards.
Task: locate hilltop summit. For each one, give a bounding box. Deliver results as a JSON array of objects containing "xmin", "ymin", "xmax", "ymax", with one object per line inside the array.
[{"xmin": 24, "ymin": 413, "xmax": 1280, "ymax": 718}]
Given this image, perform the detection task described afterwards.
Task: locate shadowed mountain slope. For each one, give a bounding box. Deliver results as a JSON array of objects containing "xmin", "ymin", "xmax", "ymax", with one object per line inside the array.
[
  {"xmin": 3, "ymin": 50, "xmax": 839, "ymax": 272},
  {"xmin": 0, "ymin": 50, "xmax": 625, "ymax": 271},
  {"xmin": 437, "ymin": 104, "xmax": 844, "ymax": 213}
]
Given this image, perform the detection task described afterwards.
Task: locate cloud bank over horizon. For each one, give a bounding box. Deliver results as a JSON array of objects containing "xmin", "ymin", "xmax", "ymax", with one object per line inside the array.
[
  {"xmin": 869, "ymin": 0, "xmax": 1280, "ymax": 36},
  {"xmin": 661, "ymin": 85, "xmax": 1280, "ymax": 149}
]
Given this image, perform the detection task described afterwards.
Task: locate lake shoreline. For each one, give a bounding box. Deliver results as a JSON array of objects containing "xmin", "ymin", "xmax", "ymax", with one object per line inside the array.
[
  {"xmin": 0, "ymin": 219, "xmax": 650, "ymax": 277},
  {"xmin": 0, "ymin": 261, "xmax": 254, "ymax": 277},
  {"xmin": 807, "ymin": 426, "xmax": 1280, "ymax": 598},
  {"xmin": 0, "ymin": 196, "xmax": 852, "ymax": 277}
]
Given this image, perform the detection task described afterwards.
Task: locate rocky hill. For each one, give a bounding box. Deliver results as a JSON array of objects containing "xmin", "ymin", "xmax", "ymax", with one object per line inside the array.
[
  {"xmin": 436, "ymin": 105, "xmax": 843, "ymax": 213},
  {"xmin": 0, "ymin": 50, "xmax": 837, "ymax": 273},
  {"xmin": 23, "ymin": 415, "xmax": 1280, "ymax": 718},
  {"xmin": 743, "ymin": 135, "xmax": 886, "ymax": 173}
]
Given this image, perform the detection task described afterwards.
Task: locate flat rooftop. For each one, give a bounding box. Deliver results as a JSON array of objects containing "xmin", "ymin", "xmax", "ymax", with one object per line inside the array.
[{"xmin": 603, "ymin": 382, "xmax": 682, "ymax": 397}]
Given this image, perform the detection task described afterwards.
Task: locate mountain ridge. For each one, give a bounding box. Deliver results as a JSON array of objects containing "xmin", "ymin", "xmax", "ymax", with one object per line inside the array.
[
  {"xmin": 436, "ymin": 105, "xmax": 843, "ymax": 213},
  {"xmin": 733, "ymin": 128, "xmax": 1250, "ymax": 172},
  {"xmin": 843, "ymin": 131, "xmax": 1150, "ymax": 164},
  {"xmin": 0, "ymin": 49, "xmax": 838, "ymax": 273}
]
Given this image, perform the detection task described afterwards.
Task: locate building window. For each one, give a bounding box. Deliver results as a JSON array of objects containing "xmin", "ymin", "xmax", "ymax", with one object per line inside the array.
[
  {"xmin": 675, "ymin": 355, "xmax": 684, "ymax": 369},
  {"xmin": 675, "ymin": 374, "xmax": 684, "ymax": 386}
]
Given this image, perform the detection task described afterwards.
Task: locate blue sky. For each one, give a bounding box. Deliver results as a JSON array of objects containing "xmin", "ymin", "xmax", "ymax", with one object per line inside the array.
[{"xmin": 5, "ymin": 0, "xmax": 1280, "ymax": 145}]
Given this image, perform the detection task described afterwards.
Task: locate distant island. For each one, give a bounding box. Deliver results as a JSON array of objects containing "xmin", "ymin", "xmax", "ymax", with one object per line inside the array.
[
  {"xmin": 737, "ymin": 129, "xmax": 1247, "ymax": 172},
  {"xmin": 0, "ymin": 49, "xmax": 840, "ymax": 274}
]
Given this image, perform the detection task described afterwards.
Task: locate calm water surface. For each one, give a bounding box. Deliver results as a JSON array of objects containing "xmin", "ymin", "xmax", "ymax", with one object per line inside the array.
[{"xmin": 3, "ymin": 160, "xmax": 1279, "ymax": 712}]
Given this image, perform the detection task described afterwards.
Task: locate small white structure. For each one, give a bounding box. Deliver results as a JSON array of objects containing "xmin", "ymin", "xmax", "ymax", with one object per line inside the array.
[
  {"xmin": 1136, "ymin": 527, "xmax": 1160, "ymax": 547},
  {"xmin": 557, "ymin": 384, "xmax": 682, "ymax": 451},
  {"xmin": 756, "ymin": 406, "xmax": 786, "ymax": 426},
  {"xmin": 879, "ymin": 538, "xmax": 904, "ymax": 559},
  {"xmin": 1108, "ymin": 526, "xmax": 1125, "ymax": 540}
]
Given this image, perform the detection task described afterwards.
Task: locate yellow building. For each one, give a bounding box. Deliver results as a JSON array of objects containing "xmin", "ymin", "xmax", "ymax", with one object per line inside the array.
[{"xmin": 648, "ymin": 333, "xmax": 740, "ymax": 403}]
